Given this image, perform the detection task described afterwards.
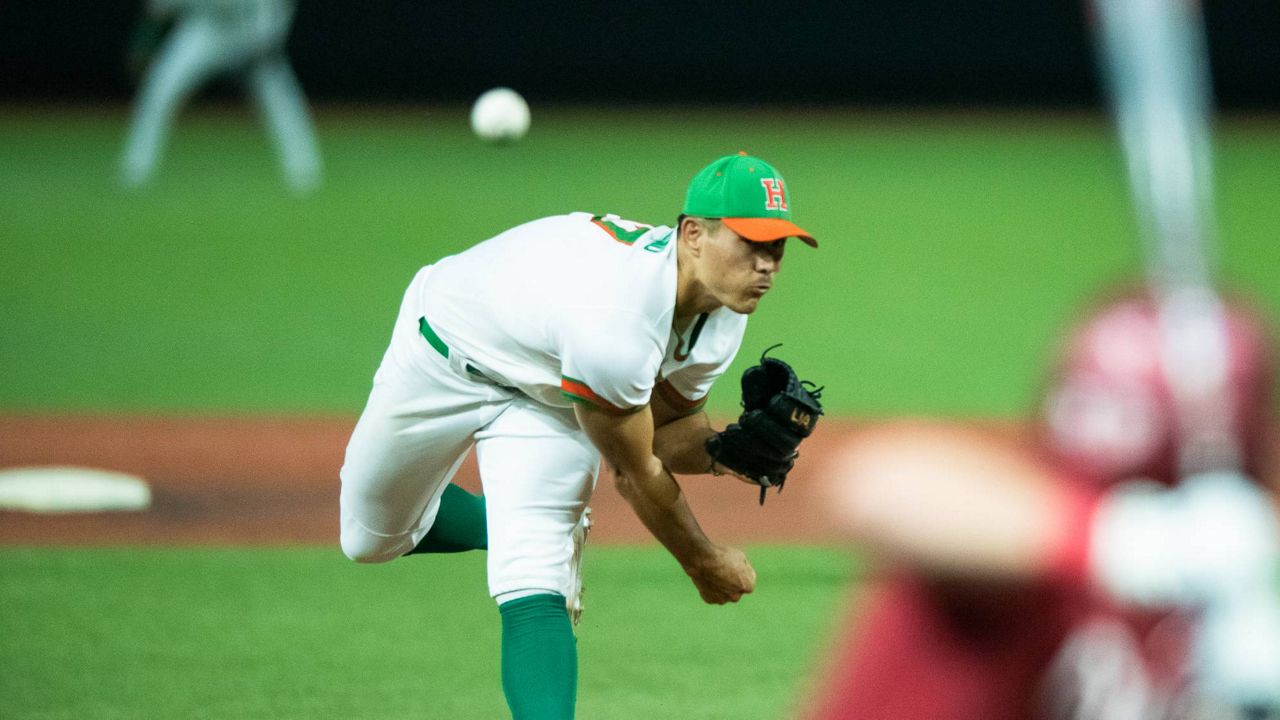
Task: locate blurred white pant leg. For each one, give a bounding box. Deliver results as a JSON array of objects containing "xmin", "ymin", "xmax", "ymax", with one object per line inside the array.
[
  {"xmin": 247, "ymin": 55, "xmax": 321, "ymax": 193},
  {"xmin": 477, "ymin": 398, "xmax": 599, "ymax": 600},
  {"xmin": 120, "ymin": 17, "xmax": 234, "ymax": 187}
]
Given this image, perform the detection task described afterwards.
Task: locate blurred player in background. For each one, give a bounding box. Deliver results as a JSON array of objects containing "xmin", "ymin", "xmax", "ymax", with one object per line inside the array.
[
  {"xmin": 813, "ymin": 0, "xmax": 1280, "ymax": 715},
  {"xmin": 808, "ymin": 287, "xmax": 1280, "ymax": 720},
  {"xmin": 119, "ymin": 0, "xmax": 321, "ymax": 193}
]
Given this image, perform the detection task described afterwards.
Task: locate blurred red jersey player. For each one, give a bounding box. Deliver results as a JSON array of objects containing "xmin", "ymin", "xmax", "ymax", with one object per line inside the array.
[{"xmin": 808, "ymin": 290, "xmax": 1278, "ymax": 720}]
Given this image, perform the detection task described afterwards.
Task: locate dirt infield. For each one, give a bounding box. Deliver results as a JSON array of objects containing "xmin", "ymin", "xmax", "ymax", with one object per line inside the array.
[{"xmin": 0, "ymin": 414, "xmax": 873, "ymax": 546}]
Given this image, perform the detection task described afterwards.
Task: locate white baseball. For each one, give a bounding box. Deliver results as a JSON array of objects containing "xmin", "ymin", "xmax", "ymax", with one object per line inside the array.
[{"xmin": 470, "ymin": 87, "xmax": 531, "ymax": 143}]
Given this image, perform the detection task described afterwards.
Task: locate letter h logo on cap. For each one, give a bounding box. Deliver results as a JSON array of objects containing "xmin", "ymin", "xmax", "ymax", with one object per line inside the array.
[{"xmin": 760, "ymin": 178, "xmax": 788, "ymax": 211}]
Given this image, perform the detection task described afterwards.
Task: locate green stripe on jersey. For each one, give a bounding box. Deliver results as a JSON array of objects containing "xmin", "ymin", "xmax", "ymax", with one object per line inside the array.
[{"xmin": 418, "ymin": 317, "xmax": 450, "ymax": 358}]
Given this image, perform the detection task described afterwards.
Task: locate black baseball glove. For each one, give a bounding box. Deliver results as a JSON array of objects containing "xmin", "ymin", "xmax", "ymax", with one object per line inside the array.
[{"xmin": 705, "ymin": 345, "xmax": 823, "ymax": 504}]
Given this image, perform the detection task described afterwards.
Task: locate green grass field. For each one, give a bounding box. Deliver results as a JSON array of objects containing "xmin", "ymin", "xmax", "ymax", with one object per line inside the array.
[
  {"xmin": 0, "ymin": 546, "xmax": 854, "ymax": 720},
  {"xmin": 3, "ymin": 105, "xmax": 1280, "ymax": 718},
  {"xmin": 4, "ymin": 106, "xmax": 1278, "ymax": 416}
]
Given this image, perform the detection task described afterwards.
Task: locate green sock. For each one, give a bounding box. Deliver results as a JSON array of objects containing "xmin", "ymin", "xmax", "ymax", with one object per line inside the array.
[
  {"xmin": 499, "ymin": 594, "xmax": 577, "ymax": 720},
  {"xmin": 405, "ymin": 484, "xmax": 487, "ymax": 554}
]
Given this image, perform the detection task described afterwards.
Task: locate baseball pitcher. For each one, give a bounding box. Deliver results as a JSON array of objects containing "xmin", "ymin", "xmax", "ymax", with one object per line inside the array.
[{"xmin": 339, "ymin": 153, "xmax": 822, "ymax": 719}]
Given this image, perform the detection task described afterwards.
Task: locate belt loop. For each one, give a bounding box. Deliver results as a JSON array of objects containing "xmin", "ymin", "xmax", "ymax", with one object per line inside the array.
[
  {"xmin": 418, "ymin": 315, "xmax": 515, "ymax": 391},
  {"xmin": 418, "ymin": 316, "xmax": 450, "ymax": 358}
]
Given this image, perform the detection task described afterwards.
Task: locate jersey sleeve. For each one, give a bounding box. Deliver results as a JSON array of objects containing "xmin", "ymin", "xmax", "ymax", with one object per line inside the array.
[
  {"xmin": 654, "ymin": 376, "xmax": 710, "ymax": 415},
  {"xmin": 558, "ymin": 309, "xmax": 664, "ymax": 414}
]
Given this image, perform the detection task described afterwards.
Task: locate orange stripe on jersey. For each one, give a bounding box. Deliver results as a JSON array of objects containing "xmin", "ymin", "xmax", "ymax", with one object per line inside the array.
[
  {"xmin": 561, "ymin": 376, "xmax": 635, "ymax": 415},
  {"xmin": 655, "ymin": 379, "xmax": 706, "ymax": 416}
]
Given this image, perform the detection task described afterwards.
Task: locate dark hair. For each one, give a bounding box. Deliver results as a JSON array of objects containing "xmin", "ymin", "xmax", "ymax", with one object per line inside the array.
[{"xmin": 675, "ymin": 214, "xmax": 721, "ymax": 239}]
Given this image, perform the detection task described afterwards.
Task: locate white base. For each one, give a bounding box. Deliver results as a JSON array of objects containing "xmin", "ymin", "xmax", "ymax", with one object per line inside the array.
[{"xmin": 0, "ymin": 466, "xmax": 152, "ymax": 513}]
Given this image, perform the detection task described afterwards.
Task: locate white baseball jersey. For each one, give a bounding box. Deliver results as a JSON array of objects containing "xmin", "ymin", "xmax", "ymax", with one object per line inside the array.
[
  {"xmin": 418, "ymin": 212, "xmax": 748, "ymax": 415},
  {"xmin": 340, "ymin": 212, "xmax": 749, "ymax": 601}
]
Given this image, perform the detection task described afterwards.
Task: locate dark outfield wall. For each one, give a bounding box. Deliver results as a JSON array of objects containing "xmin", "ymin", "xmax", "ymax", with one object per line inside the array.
[{"xmin": 2, "ymin": 1, "xmax": 1277, "ymax": 107}]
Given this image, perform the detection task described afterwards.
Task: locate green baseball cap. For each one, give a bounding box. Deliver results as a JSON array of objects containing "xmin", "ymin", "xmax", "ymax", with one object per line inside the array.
[{"xmin": 683, "ymin": 152, "xmax": 817, "ymax": 247}]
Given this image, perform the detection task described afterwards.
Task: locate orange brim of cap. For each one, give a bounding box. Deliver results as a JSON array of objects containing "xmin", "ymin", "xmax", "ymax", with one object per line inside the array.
[{"xmin": 722, "ymin": 217, "xmax": 818, "ymax": 247}]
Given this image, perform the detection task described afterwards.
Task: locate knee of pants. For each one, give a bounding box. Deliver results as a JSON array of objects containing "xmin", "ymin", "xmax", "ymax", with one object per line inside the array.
[{"xmin": 339, "ymin": 516, "xmax": 409, "ymax": 564}]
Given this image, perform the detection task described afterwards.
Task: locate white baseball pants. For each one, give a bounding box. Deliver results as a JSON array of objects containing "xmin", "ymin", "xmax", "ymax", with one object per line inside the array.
[{"xmin": 340, "ymin": 267, "xmax": 599, "ymax": 600}]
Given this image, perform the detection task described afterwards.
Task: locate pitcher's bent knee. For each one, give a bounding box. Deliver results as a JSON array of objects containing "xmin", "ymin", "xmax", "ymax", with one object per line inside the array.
[{"xmin": 340, "ymin": 515, "xmax": 410, "ymax": 564}]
